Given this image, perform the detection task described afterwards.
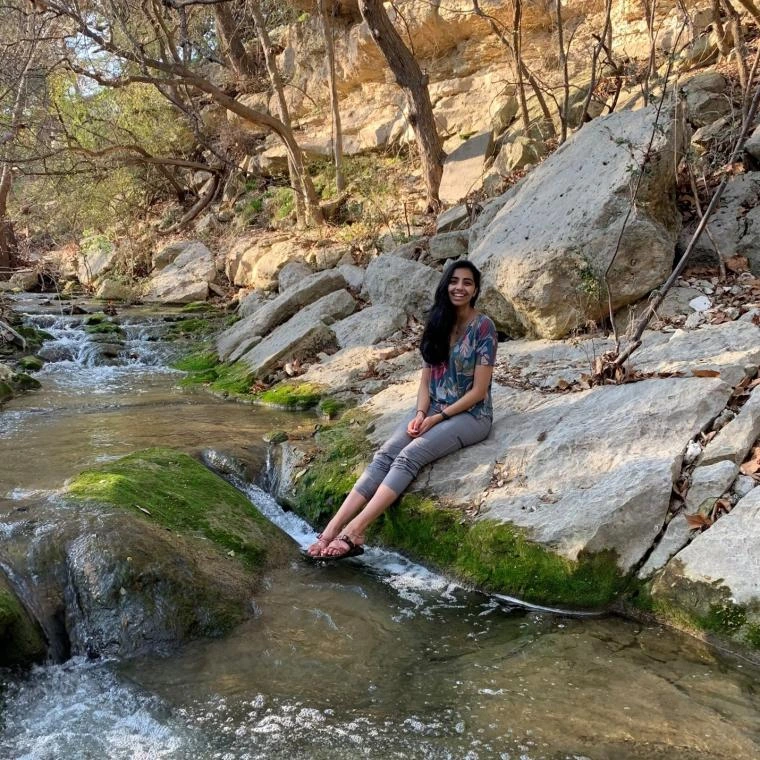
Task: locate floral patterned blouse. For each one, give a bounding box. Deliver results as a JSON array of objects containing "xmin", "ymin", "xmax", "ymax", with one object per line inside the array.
[{"xmin": 424, "ymin": 313, "xmax": 498, "ymax": 421}]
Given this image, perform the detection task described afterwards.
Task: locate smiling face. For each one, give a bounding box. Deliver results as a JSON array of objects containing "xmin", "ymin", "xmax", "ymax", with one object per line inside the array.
[{"xmin": 448, "ymin": 267, "xmax": 478, "ymax": 308}]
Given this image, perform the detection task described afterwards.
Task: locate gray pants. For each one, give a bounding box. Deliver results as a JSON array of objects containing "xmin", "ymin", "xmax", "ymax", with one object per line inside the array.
[{"xmin": 354, "ymin": 412, "xmax": 492, "ymax": 499}]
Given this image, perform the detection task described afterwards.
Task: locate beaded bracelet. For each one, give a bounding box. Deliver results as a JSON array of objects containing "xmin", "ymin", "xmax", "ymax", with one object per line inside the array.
[{"xmin": 440, "ymin": 410, "xmax": 450, "ymax": 420}]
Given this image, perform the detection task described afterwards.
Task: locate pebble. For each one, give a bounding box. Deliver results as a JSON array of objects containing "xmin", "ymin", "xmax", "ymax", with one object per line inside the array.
[
  {"xmin": 684, "ymin": 440, "xmax": 703, "ymax": 465},
  {"xmin": 713, "ymin": 408, "xmax": 736, "ymax": 432},
  {"xmin": 684, "ymin": 312, "xmax": 705, "ymax": 329}
]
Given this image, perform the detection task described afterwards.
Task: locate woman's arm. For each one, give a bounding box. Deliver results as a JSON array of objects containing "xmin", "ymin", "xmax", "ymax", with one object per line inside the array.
[
  {"xmin": 407, "ymin": 367, "xmax": 432, "ymax": 436},
  {"xmin": 417, "ymin": 364, "xmax": 493, "ymax": 434}
]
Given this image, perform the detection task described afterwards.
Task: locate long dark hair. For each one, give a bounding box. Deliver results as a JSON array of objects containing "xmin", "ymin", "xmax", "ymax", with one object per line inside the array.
[{"xmin": 420, "ymin": 260, "xmax": 482, "ymax": 365}]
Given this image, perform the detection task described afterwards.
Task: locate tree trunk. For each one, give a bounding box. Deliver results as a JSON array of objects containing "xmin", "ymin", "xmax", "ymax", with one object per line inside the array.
[
  {"xmin": 250, "ymin": 0, "xmax": 310, "ymax": 225},
  {"xmin": 319, "ymin": 0, "xmax": 345, "ymax": 194},
  {"xmin": 358, "ymin": 0, "xmax": 445, "ymax": 212},
  {"xmin": 555, "ymin": 0, "xmax": 571, "ymax": 142},
  {"xmin": 214, "ymin": 3, "xmax": 256, "ymax": 79}
]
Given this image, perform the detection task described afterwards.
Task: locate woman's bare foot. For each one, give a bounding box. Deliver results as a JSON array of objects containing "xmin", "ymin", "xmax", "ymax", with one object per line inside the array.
[
  {"xmin": 322, "ymin": 534, "xmax": 364, "ymax": 559},
  {"xmin": 306, "ymin": 533, "xmax": 333, "ymax": 556}
]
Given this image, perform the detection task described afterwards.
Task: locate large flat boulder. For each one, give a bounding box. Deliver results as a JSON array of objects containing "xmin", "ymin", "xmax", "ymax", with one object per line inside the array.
[
  {"xmin": 217, "ymin": 270, "xmax": 348, "ymax": 362},
  {"xmin": 363, "ymin": 373, "xmax": 732, "ymax": 574},
  {"xmin": 143, "ymin": 241, "xmax": 216, "ymax": 304},
  {"xmin": 470, "ymin": 105, "xmax": 684, "ymax": 338},
  {"xmin": 238, "ymin": 290, "xmax": 356, "ymax": 379},
  {"xmin": 439, "ymin": 131, "xmax": 494, "ymax": 205}
]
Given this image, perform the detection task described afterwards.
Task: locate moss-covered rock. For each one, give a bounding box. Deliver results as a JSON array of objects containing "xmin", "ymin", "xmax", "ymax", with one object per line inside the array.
[
  {"xmin": 287, "ymin": 412, "xmax": 627, "ymax": 609},
  {"xmin": 19, "ymin": 355, "xmax": 44, "ymax": 371},
  {"xmin": 84, "ymin": 320, "xmax": 125, "ymax": 337},
  {"xmin": 0, "ymin": 576, "xmax": 46, "ymax": 667},
  {"xmin": 11, "ymin": 372, "xmax": 41, "ymax": 391},
  {"xmin": 255, "ymin": 382, "xmax": 322, "ymax": 410},
  {"xmin": 0, "ymin": 380, "xmax": 12, "ymax": 403},
  {"xmin": 57, "ymin": 447, "xmax": 293, "ymax": 657},
  {"xmin": 67, "ymin": 447, "xmax": 287, "ymax": 568}
]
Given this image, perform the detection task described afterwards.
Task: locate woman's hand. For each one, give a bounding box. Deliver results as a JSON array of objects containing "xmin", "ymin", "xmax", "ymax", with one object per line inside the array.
[
  {"xmin": 416, "ymin": 414, "xmax": 440, "ymax": 435},
  {"xmin": 407, "ymin": 410, "xmax": 426, "ymax": 437}
]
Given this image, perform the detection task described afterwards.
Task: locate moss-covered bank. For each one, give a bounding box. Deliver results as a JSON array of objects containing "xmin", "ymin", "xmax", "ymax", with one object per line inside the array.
[
  {"xmin": 0, "ymin": 577, "xmax": 46, "ymax": 667},
  {"xmin": 174, "ymin": 350, "xmax": 326, "ymax": 409},
  {"xmin": 288, "ymin": 414, "xmax": 627, "ymax": 609},
  {"xmin": 67, "ymin": 447, "xmax": 286, "ymax": 569}
]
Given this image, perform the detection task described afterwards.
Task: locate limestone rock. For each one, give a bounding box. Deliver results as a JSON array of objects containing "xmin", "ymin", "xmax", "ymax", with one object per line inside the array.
[
  {"xmin": 436, "ymin": 204, "xmax": 470, "ymax": 233},
  {"xmin": 745, "ymin": 126, "xmax": 760, "ymax": 168},
  {"xmin": 363, "ymin": 256, "xmax": 440, "ymax": 320},
  {"xmin": 439, "ymin": 131, "xmax": 494, "ymax": 205},
  {"xmin": 238, "ymin": 289, "xmax": 355, "ymax": 379},
  {"xmin": 681, "ymin": 72, "xmax": 731, "ymax": 127},
  {"xmin": 77, "ymin": 246, "xmax": 118, "ymax": 287},
  {"xmin": 470, "ymin": 105, "xmax": 685, "ymax": 338},
  {"xmin": 332, "ymin": 304, "xmax": 407, "ymax": 349},
  {"xmin": 361, "ymin": 374, "xmax": 731, "ymax": 573},
  {"xmin": 9, "ymin": 269, "xmax": 39, "ymax": 291},
  {"xmin": 691, "ymin": 116, "xmax": 733, "ymax": 156},
  {"xmin": 232, "ymin": 236, "xmax": 307, "ymax": 291},
  {"xmin": 143, "ymin": 241, "xmax": 216, "ymax": 304},
  {"xmin": 700, "ymin": 386, "xmax": 760, "ymax": 467},
  {"xmin": 237, "ymin": 290, "xmax": 268, "ymax": 319},
  {"xmin": 217, "ymin": 270, "xmax": 348, "ymax": 362},
  {"xmin": 95, "ymin": 278, "xmax": 134, "ymax": 301},
  {"xmin": 682, "ymin": 173, "xmax": 760, "ymax": 274},
  {"xmin": 278, "ymin": 261, "xmax": 314, "ymax": 292},
  {"xmin": 652, "ymin": 487, "xmax": 760, "ymax": 647},
  {"xmin": 637, "ymin": 513, "xmax": 692, "ymax": 578},
  {"xmin": 337, "ymin": 263, "xmax": 366, "ymax": 291},
  {"xmin": 685, "ymin": 460, "xmax": 739, "ymax": 513},
  {"xmin": 428, "ymin": 230, "xmax": 468, "ymax": 261},
  {"xmin": 493, "ymin": 136, "xmax": 545, "ymax": 174}
]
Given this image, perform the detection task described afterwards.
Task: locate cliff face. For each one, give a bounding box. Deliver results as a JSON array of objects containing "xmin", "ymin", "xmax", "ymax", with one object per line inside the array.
[{"xmin": 246, "ymin": 0, "xmax": 708, "ymax": 160}]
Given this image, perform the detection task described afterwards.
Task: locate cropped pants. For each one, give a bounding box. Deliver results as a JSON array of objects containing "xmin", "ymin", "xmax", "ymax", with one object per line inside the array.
[{"xmin": 354, "ymin": 411, "xmax": 492, "ymax": 500}]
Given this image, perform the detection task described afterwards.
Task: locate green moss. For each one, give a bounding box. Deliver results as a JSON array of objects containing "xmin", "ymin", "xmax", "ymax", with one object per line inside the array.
[
  {"xmin": 292, "ymin": 413, "xmax": 626, "ymax": 608},
  {"xmin": 294, "ymin": 414, "xmax": 374, "ymax": 525},
  {"xmin": 16, "ymin": 325, "xmax": 53, "ymax": 347},
  {"xmin": 0, "ymin": 381, "xmax": 12, "ymax": 402},
  {"xmin": 84, "ymin": 313, "xmax": 106, "ymax": 325},
  {"xmin": 746, "ymin": 625, "xmax": 760, "ymax": 649},
  {"xmin": 172, "ymin": 350, "xmax": 219, "ymax": 373},
  {"xmin": 85, "ymin": 321, "xmax": 124, "ymax": 336},
  {"xmin": 11, "ymin": 373, "xmax": 41, "ymax": 391},
  {"xmin": 19, "ymin": 355, "xmax": 44, "ymax": 371},
  {"xmin": 318, "ymin": 398, "xmax": 345, "ymax": 420},
  {"xmin": 701, "ymin": 602, "xmax": 748, "ymax": 634},
  {"xmin": 180, "ymin": 302, "xmax": 214, "ymax": 313},
  {"xmin": 0, "ymin": 583, "xmax": 46, "ymax": 666},
  {"xmin": 67, "ymin": 448, "xmax": 280, "ymax": 568},
  {"xmin": 372, "ymin": 498, "xmax": 626, "ymax": 608},
  {"xmin": 210, "ymin": 361, "xmax": 254, "ymax": 395},
  {"xmin": 165, "ymin": 318, "xmax": 212, "ymax": 337},
  {"xmin": 255, "ymin": 382, "xmax": 322, "ymax": 410}
]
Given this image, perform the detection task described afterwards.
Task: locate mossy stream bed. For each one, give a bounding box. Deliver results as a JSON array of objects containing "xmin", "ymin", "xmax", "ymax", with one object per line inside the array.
[{"xmin": 1, "ymin": 297, "xmax": 760, "ymax": 759}]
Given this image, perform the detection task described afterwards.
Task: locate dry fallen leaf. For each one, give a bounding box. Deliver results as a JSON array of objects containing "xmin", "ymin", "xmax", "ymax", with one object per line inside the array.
[
  {"xmin": 685, "ymin": 512, "xmax": 712, "ymax": 530},
  {"xmin": 692, "ymin": 368, "xmax": 721, "ymax": 378},
  {"xmin": 726, "ymin": 255, "xmax": 750, "ymax": 274}
]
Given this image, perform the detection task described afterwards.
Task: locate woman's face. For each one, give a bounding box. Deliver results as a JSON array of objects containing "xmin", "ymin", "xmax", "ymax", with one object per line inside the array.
[{"xmin": 448, "ymin": 267, "xmax": 478, "ymax": 308}]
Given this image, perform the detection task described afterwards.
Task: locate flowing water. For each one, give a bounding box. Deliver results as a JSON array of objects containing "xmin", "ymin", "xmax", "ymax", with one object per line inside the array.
[{"xmin": 2, "ymin": 295, "xmax": 760, "ymax": 760}]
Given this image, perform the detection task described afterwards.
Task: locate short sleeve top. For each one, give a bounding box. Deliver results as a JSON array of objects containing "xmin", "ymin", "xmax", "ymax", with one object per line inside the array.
[{"xmin": 424, "ymin": 313, "xmax": 497, "ymax": 421}]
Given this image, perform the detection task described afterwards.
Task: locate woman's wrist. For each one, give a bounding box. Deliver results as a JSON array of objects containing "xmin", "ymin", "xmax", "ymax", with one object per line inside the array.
[
  {"xmin": 440, "ymin": 409, "xmax": 451, "ymax": 421},
  {"xmin": 415, "ymin": 409, "xmax": 426, "ymax": 417}
]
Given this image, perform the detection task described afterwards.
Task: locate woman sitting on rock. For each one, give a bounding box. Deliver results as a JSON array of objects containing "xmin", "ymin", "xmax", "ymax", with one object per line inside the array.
[{"xmin": 308, "ymin": 259, "xmax": 497, "ymax": 560}]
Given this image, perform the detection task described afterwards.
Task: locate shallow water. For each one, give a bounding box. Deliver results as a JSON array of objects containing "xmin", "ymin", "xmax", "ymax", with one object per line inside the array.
[{"xmin": 2, "ymin": 297, "xmax": 760, "ymax": 759}]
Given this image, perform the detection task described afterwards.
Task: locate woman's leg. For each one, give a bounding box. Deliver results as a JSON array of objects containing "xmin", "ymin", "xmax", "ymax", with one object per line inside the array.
[
  {"xmin": 323, "ymin": 414, "xmax": 491, "ymax": 556},
  {"xmin": 307, "ymin": 417, "xmax": 414, "ymax": 555}
]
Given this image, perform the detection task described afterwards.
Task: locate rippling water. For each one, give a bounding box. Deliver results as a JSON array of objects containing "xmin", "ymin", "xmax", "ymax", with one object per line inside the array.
[{"xmin": 2, "ymin": 297, "xmax": 760, "ymax": 759}]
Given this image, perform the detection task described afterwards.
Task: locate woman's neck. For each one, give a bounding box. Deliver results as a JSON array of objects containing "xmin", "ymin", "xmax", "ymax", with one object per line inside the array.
[{"xmin": 454, "ymin": 305, "xmax": 476, "ymax": 326}]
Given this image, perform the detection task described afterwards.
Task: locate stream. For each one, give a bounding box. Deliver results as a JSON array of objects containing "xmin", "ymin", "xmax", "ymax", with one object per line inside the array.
[{"xmin": 1, "ymin": 295, "xmax": 760, "ymax": 760}]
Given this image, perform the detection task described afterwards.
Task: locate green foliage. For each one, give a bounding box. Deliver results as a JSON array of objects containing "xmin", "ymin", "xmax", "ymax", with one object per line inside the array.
[
  {"xmin": 66, "ymin": 448, "xmax": 277, "ymax": 568},
  {"xmin": 318, "ymin": 397, "xmax": 345, "ymax": 420},
  {"xmin": 271, "ymin": 187, "xmax": 295, "ymax": 220}
]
